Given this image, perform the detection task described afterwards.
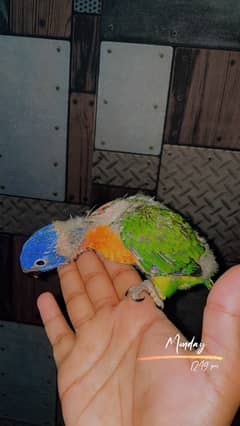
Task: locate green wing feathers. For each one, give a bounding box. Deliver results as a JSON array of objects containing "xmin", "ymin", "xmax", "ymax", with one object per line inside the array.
[
  {"xmin": 120, "ymin": 202, "xmax": 216, "ymax": 298},
  {"xmin": 120, "ymin": 204, "xmax": 205, "ymax": 274}
]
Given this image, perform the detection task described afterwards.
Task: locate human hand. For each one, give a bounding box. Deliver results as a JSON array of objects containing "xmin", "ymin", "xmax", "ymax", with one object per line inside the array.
[{"xmin": 37, "ymin": 251, "xmax": 240, "ymax": 426}]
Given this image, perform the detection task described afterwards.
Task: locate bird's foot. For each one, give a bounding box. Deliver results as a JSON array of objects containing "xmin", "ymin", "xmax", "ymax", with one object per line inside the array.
[{"xmin": 126, "ymin": 280, "xmax": 164, "ymax": 309}]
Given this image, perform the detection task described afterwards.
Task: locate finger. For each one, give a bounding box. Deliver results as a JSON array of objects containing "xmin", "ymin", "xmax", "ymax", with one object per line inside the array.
[
  {"xmin": 202, "ymin": 266, "xmax": 240, "ymax": 397},
  {"xmin": 102, "ymin": 256, "xmax": 201, "ymax": 352},
  {"xmin": 202, "ymin": 265, "xmax": 240, "ymax": 359},
  {"xmin": 76, "ymin": 251, "xmax": 119, "ymax": 310},
  {"xmin": 100, "ymin": 256, "xmax": 142, "ymax": 299},
  {"xmin": 58, "ymin": 262, "xmax": 95, "ymax": 331},
  {"xmin": 37, "ymin": 292, "xmax": 74, "ymax": 367}
]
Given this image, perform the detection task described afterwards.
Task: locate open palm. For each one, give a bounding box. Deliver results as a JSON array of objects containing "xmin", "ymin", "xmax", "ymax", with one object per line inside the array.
[{"xmin": 37, "ymin": 251, "xmax": 240, "ymax": 426}]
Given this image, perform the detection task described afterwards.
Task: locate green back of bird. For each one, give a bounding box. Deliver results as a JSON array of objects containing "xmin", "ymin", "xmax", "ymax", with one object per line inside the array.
[{"xmin": 120, "ymin": 202, "xmax": 210, "ymax": 298}]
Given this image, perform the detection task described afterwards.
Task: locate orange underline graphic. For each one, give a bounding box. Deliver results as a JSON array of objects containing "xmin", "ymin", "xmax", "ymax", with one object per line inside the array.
[{"xmin": 137, "ymin": 355, "xmax": 223, "ymax": 361}]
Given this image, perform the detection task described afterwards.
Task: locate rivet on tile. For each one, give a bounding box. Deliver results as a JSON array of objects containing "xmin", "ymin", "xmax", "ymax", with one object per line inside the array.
[
  {"xmin": 108, "ymin": 24, "xmax": 114, "ymax": 32},
  {"xmin": 170, "ymin": 30, "xmax": 177, "ymax": 37}
]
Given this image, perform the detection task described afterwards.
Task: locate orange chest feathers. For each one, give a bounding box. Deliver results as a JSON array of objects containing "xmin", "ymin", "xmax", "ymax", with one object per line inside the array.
[{"xmin": 81, "ymin": 225, "xmax": 136, "ymax": 264}]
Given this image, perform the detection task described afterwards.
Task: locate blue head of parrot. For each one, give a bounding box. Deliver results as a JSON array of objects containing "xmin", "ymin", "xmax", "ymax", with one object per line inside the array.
[{"xmin": 20, "ymin": 224, "xmax": 67, "ymax": 272}]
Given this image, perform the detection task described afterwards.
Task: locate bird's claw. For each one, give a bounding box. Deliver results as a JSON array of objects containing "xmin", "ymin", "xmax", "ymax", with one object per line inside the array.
[{"xmin": 126, "ymin": 280, "xmax": 164, "ymax": 309}]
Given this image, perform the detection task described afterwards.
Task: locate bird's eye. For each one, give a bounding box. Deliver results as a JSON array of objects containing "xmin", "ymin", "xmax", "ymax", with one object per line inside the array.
[{"xmin": 34, "ymin": 259, "xmax": 47, "ymax": 267}]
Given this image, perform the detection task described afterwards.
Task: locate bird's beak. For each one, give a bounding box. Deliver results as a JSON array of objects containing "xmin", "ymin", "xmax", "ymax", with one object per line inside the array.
[
  {"xmin": 30, "ymin": 272, "xmax": 41, "ymax": 278},
  {"xmin": 22, "ymin": 269, "xmax": 40, "ymax": 279}
]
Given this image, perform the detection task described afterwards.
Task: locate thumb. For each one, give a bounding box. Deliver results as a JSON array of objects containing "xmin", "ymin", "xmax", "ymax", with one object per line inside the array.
[{"xmin": 201, "ymin": 265, "xmax": 240, "ymax": 406}]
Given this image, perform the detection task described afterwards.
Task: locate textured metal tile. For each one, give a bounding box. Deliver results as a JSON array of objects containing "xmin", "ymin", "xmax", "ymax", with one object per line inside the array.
[
  {"xmin": 95, "ymin": 42, "xmax": 173, "ymax": 155},
  {"xmin": 102, "ymin": 0, "xmax": 240, "ymax": 50},
  {"xmin": 0, "ymin": 0, "xmax": 8, "ymax": 32},
  {"xmin": 157, "ymin": 145, "xmax": 240, "ymax": 266},
  {"xmin": 0, "ymin": 195, "xmax": 88, "ymax": 235},
  {"xmin": 92, "ymin": 150, "xmax": 159, "ymax": 189},
  {"xmin": 0, "ymin": 321, "xmax": 56, "ymax": 425},
  {"xmin": 0, "ymin": 36, "xmax": 70, "ymax": 201},
  {"xmin": 74, "ymin": 0, "xmax": 102, "ymax": 14},
  {"xmin": 91, "ymin": 184, "xmax": 153, "ymax": 206}
]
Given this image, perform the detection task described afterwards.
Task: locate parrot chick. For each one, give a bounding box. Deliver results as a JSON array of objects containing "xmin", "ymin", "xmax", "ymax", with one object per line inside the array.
[{"xmin": 20, "ymin": 195, "xmax": 218, "ymax": 309}]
